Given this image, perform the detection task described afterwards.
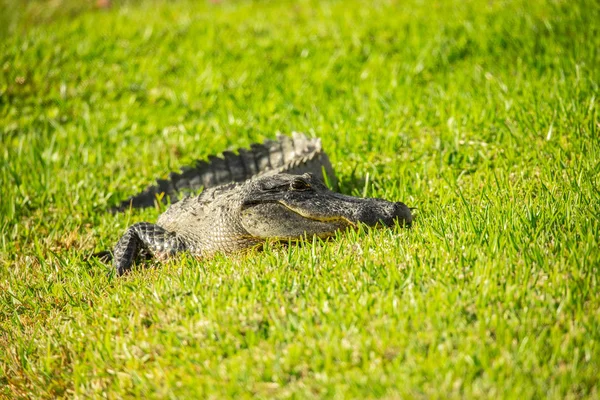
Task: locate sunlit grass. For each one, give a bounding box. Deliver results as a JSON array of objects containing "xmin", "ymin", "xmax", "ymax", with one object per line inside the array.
[{"xmin": 1, "ymin": 0, "xmax": 599, "ymax": 397}]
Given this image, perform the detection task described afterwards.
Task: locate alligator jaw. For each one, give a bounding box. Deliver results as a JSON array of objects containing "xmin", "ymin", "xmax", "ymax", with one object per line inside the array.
[
  {"xmin": 280, "ymin": 193, "xmax": 413, "ymax": 228},
  {"xmin": 239, "ymin": 174, "xmax": 412, "ymax": 241},
  {"xmin": 240, "ymin": 202, "xmax": 352, "ymax": 240}
]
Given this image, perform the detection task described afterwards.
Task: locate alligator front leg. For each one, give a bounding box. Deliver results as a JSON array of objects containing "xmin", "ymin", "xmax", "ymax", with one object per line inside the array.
[{"xmin": 113, "ymin": 222, "xmax": 187, "ymax": 275}]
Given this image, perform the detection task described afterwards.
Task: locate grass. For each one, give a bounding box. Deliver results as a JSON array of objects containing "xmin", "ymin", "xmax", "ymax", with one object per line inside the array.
[{"xmin": 1, "ymin": 0, "xmax": 599, "ymax": 397}]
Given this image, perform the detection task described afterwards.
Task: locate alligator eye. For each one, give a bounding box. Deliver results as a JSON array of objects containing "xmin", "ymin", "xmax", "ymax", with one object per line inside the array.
[{"xmin": 291, "ymin": 178, "xmax": 310, "ymax": 191}]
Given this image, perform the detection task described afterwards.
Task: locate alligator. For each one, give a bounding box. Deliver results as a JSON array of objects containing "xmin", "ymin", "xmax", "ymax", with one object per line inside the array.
[{"xmin": 109, "ymin": 133, "xmax": 412, "ymax": 275}]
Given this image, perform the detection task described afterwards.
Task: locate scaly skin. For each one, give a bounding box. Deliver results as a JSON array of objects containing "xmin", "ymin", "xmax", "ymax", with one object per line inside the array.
[
  {"xmin": 113, "ymin": 173, "xmax": 412, "ymax": 275},
  {"xmin": 113, "ymin": 222, "xmax": 187, "ymax": 274},
  {"xmin": 114, "ymin": 132, "xmax": 336, "ymax": 211}
]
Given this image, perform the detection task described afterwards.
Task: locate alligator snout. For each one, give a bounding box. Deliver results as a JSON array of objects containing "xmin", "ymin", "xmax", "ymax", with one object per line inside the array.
[
  {"xmin": 376, "ymin": 201, "xmax": 412, "ymax": 227},
  {"xmin": 350, "ymin": 199, "xmax": 412, "ymax": 227},
  {"xmin": 391, "ymin": 202, "xmax": 413, "ymax": 226}
]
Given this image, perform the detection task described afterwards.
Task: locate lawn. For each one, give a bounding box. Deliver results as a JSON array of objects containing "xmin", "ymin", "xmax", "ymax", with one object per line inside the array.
[{"xmin": 1, "ymin": 0, "xmax": 599, "ymax": 397}]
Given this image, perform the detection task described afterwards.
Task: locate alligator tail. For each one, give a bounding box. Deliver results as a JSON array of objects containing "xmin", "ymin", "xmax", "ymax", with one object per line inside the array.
[{"xmin": 112, "ymin": 132, "xmax": 336, "ymax": 212}]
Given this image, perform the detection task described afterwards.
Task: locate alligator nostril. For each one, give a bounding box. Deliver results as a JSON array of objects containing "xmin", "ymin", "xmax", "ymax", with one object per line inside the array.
[{"xmin": 393, "ymin": 202, "xmax": 413, "ymax": 226}]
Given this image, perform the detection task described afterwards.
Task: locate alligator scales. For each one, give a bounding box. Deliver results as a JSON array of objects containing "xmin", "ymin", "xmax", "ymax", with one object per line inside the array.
[{"xmin": 111, "ymin": 133, "xmax": 412, "ymax": 275}]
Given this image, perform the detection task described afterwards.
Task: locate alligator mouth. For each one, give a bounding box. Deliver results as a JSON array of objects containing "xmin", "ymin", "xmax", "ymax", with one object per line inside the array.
[
  {"xmin": 281, "ymin": 204, "xmax": 357, "ymax": 227},
  {"xmin": 242, "ymin": 199, "xmax": 356, "ymax": 227}
]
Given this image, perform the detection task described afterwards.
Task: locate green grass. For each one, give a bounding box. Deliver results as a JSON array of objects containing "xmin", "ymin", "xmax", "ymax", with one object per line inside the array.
[{"xmin": 1, "ymin": 0, "xmax": 599, "ymax": 397}]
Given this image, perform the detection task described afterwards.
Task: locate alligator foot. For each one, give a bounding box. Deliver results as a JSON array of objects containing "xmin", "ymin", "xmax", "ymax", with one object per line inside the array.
[
  {"xmin": 91, "ymin": 250, "xmax": 113, "ymax": 263},
  {"xmin": 113, "ymin": 222, "xmax": 187, "ymax": 275}
]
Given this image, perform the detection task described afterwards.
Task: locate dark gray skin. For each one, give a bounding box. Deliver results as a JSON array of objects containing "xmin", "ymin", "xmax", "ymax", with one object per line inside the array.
[
  {"xmin": 113, "ymin": 173, "xmax": 412, "ymax": 275},
  {"xmin": 114, "ymin": 132, "xmax": 336, "ymax": 212}
]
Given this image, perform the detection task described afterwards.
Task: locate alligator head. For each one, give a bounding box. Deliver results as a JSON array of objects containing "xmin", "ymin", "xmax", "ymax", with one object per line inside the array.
[{"xmin": 238, "ymin": 173, "xmax": 412, "ymax": 240}]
